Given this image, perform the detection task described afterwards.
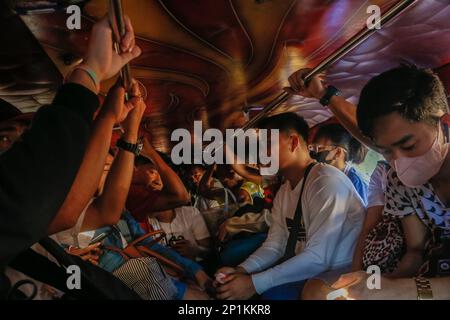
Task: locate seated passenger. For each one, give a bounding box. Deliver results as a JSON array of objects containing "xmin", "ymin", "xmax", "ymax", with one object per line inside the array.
[
  {"xmin": 311, "ymin": 123, "xmax": 369, "ymax": 205},
  {"xmin": 355, "ymin": 161, "xmax": 405, "ymax": 278},
  {"xmin": 0, "ymin": 14, "xmax": 141, "ymax": 280},
  {"xmin": 215, "ymin": 164, "xmax": 244, "ymax": 200},
  {"xmin": 148, "ymin": 206, "xmax": 212, "ymax": 262},
  {"xmin": 126, "ymin": 140, "xmax": 190, "ymax": 232},
  {"xmin": 218, "ymin": 181, "xmax": 269, "ymax": 267},
  {"xmin": 215, "ymin": 113, "xmax": 366, "ymax": 300},
  {"xmin": 189, "ymin": 164, "xmax": 223, "ymax": 211},
  {"xmin": 290, "ymin": 65, "xmax": 450, "ymax": 299},
  {"xmin": 302, "ymin": 161, "xmax": 406, "ymax": 300},
  {"xmin": 47, "ymin": 80, "xmax": 145, "ymax": 237},
  {"xmin": 93, "ymin": 211, "xmax": 212, "ymax": 300}
]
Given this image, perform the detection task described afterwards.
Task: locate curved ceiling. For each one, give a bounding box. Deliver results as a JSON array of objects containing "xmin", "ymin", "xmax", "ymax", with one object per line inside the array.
[{"xmin": 1, "ymin": 0, "xmax": 449, "ymax": 151}]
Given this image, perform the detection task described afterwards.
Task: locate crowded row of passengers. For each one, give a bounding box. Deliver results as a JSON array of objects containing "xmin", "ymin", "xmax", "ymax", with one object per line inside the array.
[{"xmin": 0, "ymin": 15, "xmax": 449, "ymax": 300}]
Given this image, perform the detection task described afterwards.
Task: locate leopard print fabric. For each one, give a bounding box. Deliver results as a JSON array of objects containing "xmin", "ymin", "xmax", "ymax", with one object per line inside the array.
[
  {"xmin": 362, "ymin": 214, "xmax": 405, "ymax": 273},
  {"xmin": 363, "ymin": 168, "xmax": 450, "ymax": 274}
]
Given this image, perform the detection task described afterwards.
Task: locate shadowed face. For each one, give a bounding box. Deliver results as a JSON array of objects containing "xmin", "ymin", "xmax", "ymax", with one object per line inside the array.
[
  {"xmin": 0, "ymin": 120, "xmax": 28, "ymax": 154},
  {"xmin": 190, "ymin": 166, "xmax": 205, "ymax": 187},
  {"xmin": 134, "ymin": 163, "xmax": 163, "ymax": 191}
]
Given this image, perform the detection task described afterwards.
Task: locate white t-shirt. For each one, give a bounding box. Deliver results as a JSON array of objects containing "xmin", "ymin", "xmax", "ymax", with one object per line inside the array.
[
  {"xmin": 148, "ymin": 206, "xmax": 210, "ymax": 248},
  {"xmin": 239, "ymin": 164, "xmax": 366, "ymax": 294},
  {"xmin": 367, "ymin": 162, "xmax": 389, "ymax": 208}
]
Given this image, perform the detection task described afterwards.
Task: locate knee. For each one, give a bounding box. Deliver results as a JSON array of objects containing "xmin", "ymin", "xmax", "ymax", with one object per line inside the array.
[{"xmin": 301, "ymin": 279, "xmax": 329, "ymax": 300}]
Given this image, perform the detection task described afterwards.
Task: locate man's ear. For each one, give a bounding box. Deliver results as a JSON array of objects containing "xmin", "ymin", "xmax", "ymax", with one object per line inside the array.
[
  {"xmin": 334, "ymin": 147, "xmax": 345, "ymax": 161},
  {"xmin": 290, "ymin": 134, "xmax": 301, "ymax": 152}
]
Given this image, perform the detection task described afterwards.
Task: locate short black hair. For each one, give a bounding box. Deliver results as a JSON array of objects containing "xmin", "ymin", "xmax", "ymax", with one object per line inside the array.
[
  {"xmin": 257, "ymin": 112, "xmax": 310, "ymax": 142},
  {"xmin": 357, "ymin": 64, "xmax": 449, "ymax": 138},
  {"xmin": 135, "ymin": 155, "xmax": 153, "ymax": 167},
  {"xmin": 314, "ymin": 123, "xmax": 368, "ymax": 164}
]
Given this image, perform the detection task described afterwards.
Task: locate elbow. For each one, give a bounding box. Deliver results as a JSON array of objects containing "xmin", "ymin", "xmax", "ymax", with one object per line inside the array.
[
  {"xmin": 47, "ymin": 216, "xmax": 77, "ymax": 235},
  {"xmin": 103, "ymin": 215, "xmax": 121, "ymax": 227},
  {"xmin": 94, "ymin": 203, "xmax": 123, "ymax": 227},
  {"xmin": 54, "ymin": 211, "xmax": 79, "ymax": 233},
  {"xmin": 101, "ymin": 208, "xmax": 123, "ymax": 226},
  {"xmin": 55, "ymin": 219, "xmax": 77, "ymax": 233},
  {"xmin": 62, "ymin": 217, "xmax": 78, "ymax": 230}
]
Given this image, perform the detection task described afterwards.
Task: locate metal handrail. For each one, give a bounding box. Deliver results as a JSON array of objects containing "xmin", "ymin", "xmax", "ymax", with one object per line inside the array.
[
  {"xmin": 241, "ymin": 0, "xmax": 417, "ymax": 130},
  {"xmin": 109, "ymin": 0, "xmax": 132, "ymax": 92}
]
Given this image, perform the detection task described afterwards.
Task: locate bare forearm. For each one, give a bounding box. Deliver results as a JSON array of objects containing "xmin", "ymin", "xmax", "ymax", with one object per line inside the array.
[
  {"xmin": 431, "ymin": 277, "xmax": 450, "ymax": 299},
  {"xmin": 374, "ymin": 277, "xmax": 450, "ymax": 300},
  {"xmin": 328, "ymin": 96, "xmax": 376, "ymax": 151},
  {"xmin": 199, "ymin": 165, "xmax": 217, "ymax": 197},
  {"xmin": 351, "ymin": 231, "xmax": 367, "ymax": 271},
  {"xmin": 47, "ymin": 113, "xmax": 115, "ymax": 234},
  {"xmin": 88, "ymin": 128, "xmax": 138, "ymax": 228},
  {"xmin": 372, "ymin": 277, "xmax": 417, "ymax": 300},
  {"xmin": 67, "ymin": 68, "xmax": 99, "ymax": 95},
  {"xmin": 145, "ymin": 145, "xmax": 188, "ymax": 199}
]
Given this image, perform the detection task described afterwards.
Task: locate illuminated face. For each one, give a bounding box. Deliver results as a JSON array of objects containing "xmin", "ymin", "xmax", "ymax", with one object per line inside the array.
[
  {"xmin": 146, "ymin": 166, "xmax": 163, "ymax": 191},
  {"xmin": 372, "ymin": 112, "xmax": 440, "ymax": 162},
  {"xmin": 135, "ymin": 164, "xmax": 163, "ymax": 191}
]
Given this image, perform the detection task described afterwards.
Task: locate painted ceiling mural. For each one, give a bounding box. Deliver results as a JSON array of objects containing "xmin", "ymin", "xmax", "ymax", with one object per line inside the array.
[{"xmin": 0, "ymin": 0, "xmax": 449, "ymax": 151}]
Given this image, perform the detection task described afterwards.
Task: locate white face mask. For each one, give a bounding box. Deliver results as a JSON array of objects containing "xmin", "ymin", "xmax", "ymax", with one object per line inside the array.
[{"xmin": 394, "ymin": 124, "xmax": 449, "ymax": 187}]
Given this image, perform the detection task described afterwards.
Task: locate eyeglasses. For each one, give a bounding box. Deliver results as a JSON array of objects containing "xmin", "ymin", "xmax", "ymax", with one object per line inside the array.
[{"xmin": 308, "ymin": 144, "xmax": 347, "ymax": 154}]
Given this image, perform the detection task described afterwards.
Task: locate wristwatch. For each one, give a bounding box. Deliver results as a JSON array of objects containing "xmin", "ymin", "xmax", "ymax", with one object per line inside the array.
[
  {"xmin": 414, "ymin": 277, "xmax": 433, "ymax": 300},
  {"xmin": 116, "ymin": 138, "xmax": 143, "ymax": 156},
  {"xmin": 320, "ymin": 85, "xmax": 341, "ymax": 106}
]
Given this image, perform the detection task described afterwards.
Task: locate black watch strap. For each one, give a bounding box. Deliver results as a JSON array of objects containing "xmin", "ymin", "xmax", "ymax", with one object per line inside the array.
[
  {"xmin": 116, "ymin": 138, "xmax": 143, "ymax": 156},
  {"xmin": 320, "ymin": 86, "xmax": 341, "ymax": 106}
]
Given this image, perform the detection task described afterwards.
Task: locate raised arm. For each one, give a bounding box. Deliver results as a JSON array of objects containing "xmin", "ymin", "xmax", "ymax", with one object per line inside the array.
[
  {"xmin": 286, "ymin": 69, "xmax": 377, "ymax": 151},
  {"xmin": 82, "ymin": 82, "xmax": 146, "ymax": 231},
  {"xmin": 0, "ymin": 15, "xmax": 140, "ymax": 267},
  {"xmin": 141, "ymin": 139, "xmax": 190, "ymax": 211},
  {"xmin": 198, "ymin": 164, "xmax": 226, "ymax": 200},
  {"xmin": 46, "ymin": 16, "xmax": 141, "ymax": 235}
]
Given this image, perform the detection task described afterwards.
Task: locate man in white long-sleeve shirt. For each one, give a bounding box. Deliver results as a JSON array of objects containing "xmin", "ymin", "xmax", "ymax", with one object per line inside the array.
[{"xmin": 215, "ymin": 113, "xmax": 366, "ymax": 300}]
